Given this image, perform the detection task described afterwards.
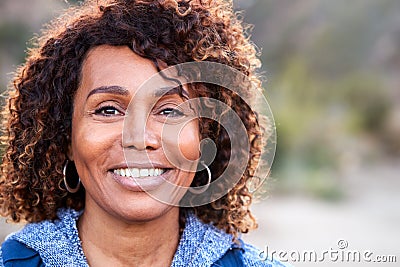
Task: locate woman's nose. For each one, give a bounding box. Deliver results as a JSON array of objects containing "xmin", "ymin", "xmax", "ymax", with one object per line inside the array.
[{"xmin": 122, "ymin": 114, "xmax": 160, "ymax": 151}]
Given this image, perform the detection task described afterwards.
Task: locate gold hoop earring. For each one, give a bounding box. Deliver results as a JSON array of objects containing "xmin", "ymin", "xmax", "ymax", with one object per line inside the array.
[
  {"xmin": 189, "ymin": 161, "xmax": 211, "ymax": 194},
  {"xmin": 63, "ymin": 160, "xmax": 81, "ymax": 193}
]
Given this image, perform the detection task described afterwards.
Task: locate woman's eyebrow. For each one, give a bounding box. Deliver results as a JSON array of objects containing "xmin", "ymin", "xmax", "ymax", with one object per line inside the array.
[
  {"xmin": 154, "ymin": 86, "xmax": 189, "ymax": 99},
  {"xmin": 87, "ymin": 85, "xmax": 129, "ymax": 99}
]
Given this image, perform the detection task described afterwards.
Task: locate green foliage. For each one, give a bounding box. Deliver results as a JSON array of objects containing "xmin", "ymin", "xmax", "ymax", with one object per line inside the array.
[
  {"xmin": 0, "ymin": 22, "xmax": 31, "ymax": 64},
  {"xmin": 267, "ymin": 53, "xmax": 390, "ymax": 200},
  {"xmin": 240, "ymin": 0, "xmax": 400, "ymax": 200}
]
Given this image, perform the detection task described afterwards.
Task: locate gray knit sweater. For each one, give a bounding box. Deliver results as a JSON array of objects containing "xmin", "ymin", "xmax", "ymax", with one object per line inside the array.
[{"xmin": 0, "ymin": 208, "xmax": 287, "ymax": 266}]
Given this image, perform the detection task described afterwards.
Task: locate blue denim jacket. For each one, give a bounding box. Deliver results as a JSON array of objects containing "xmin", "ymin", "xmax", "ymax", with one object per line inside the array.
[{"xmin": 0, "ymin": 208, "xmax": 288, "ymax": 266}]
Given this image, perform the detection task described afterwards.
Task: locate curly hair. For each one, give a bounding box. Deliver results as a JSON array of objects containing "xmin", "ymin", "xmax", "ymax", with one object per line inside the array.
[{"xmin": 0, "ymin": 0, "xmax": 265, "ymax": 238}]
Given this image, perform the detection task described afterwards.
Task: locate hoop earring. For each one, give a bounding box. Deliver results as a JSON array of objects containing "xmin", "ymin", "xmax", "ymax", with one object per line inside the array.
[
  {"xmin": 189, "ymin": 161, "xmax": 211, "ymax": 194},
  {"xmin": 63, "ymin": 160, "xmax": 81, "ymax": 193}
]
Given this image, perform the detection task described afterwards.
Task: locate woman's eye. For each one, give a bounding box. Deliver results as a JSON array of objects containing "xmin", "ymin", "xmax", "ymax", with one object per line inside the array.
[
  {"xmin": 94, "ymin": 106, "xmax": 123, "ymax": 116},
  {"xmin": 159, "ymin": 108, "xmax": 184, "ymax": 117}
]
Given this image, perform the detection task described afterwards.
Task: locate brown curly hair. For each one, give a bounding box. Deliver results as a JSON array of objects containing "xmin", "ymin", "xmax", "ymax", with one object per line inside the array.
[{"xmin": 0, "ymin": 0, "xmax": 265, "ymax": 238}]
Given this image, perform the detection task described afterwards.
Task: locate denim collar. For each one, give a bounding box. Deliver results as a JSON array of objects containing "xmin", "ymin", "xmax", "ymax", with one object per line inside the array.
[{"xmin": 9, "ymin": 208, "xmax": 234, "ymax": 266}]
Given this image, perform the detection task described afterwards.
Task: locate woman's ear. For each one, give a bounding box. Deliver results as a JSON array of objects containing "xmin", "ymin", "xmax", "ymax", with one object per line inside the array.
[{"xmin": 66, "ymin": 142, "xmax": 74, "ymax": 161}]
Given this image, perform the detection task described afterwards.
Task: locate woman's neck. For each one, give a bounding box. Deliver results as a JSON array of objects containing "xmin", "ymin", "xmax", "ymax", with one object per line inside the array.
[{"xmin": 77, "ymin": 201, "xmax": 180, "ymax": 267}]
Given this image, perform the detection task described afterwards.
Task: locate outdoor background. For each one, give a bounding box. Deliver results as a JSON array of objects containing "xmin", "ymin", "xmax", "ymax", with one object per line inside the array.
[{"xmin": 1, "ymin": 0, "xmax": 399, "ymax": 266}]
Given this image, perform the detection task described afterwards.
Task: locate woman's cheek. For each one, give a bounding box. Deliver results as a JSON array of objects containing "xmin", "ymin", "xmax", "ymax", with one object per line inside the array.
[
  {"xmin": 178, "ymin": 120, "xmax": 200, "ymax": 161},
  {"xmin": 72, "ymin": 122, "xmax": 120, "ymax": 163}
]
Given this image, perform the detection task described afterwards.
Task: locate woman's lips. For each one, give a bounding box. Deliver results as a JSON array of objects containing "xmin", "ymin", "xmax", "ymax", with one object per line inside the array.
[{"xmin": 110, "ymin": 168, "xmax": 172, "ymax": 192}]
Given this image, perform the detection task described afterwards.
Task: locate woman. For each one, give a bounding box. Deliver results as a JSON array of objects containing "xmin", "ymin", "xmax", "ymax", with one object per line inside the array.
[{"xmin": 0, "ymin": 0, "xmax": 287, "ymax": 266}]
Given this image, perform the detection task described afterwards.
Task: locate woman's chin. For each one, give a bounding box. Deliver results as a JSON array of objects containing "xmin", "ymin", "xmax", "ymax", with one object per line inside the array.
[{"xmin": 107, "ymin": 196, "xmax": 177, "ymax": 224}]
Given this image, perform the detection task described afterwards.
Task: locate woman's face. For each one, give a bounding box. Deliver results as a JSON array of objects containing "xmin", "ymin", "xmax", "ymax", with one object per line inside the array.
[{"xmin": 69, "ymin": 45, "xmax": 200, "ymax": 223}]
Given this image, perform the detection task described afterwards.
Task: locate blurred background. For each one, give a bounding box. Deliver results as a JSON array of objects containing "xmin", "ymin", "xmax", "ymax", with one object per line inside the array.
[{"xmin": 1, "ymin": 0, "xmax": 399, "ymax": 266}]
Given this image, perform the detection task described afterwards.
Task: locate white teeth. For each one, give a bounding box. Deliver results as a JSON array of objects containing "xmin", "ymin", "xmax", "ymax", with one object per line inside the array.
[
  {"xmin": 113, "ymin": 168, "xmax": 166, "ymax": 178},
  {"xmin": 130, "ymin": 168, "xmax": 139, "ymax": 177},
  {"xmin": 140, "ymin": 169, "xmax": 148, "ymax": 176}
]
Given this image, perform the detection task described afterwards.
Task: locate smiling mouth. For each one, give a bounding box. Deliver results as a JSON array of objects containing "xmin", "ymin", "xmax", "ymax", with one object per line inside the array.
[{"xmin": 113, "ymin": 168, "xmax": 168, "ymax": 178}]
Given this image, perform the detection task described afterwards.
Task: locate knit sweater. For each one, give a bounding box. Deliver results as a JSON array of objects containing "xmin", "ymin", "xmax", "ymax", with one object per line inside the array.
[{"xmin": 0, "ymin": 208, "xmax": 288, "ymax": 266}]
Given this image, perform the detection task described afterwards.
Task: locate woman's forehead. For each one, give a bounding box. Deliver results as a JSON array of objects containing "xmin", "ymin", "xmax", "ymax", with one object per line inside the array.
[
  {"xmin": 81, "ymin": 45, "xmax": 155, "ymax": 88},
  {"xmin": 79, "ymin": 45, "xmax": 189, "ymax": 99}
]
